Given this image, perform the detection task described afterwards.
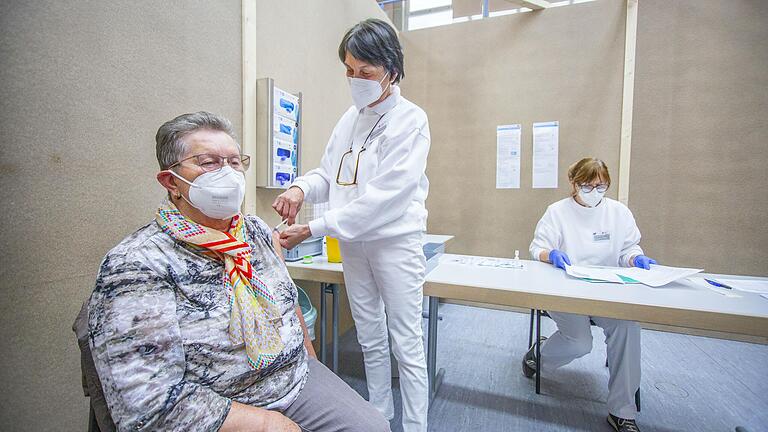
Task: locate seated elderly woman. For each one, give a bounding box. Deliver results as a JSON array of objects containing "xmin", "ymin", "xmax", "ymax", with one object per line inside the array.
[{"xmin": 88, "ymin": 111, "xmax": 390, "ymax": 432}]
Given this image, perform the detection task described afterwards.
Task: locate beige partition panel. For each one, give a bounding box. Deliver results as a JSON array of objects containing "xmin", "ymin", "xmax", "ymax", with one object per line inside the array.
[
  {"xmin": 400, "ymin": 0, "xmax": 627, "ymax": 259},
  {"xmin": 0, "ymin": 1, "xmax": 241, "ymax": 429},
  {"xmin": 630, "ymin": 0, "xmax": 768, "ymax": 275}
]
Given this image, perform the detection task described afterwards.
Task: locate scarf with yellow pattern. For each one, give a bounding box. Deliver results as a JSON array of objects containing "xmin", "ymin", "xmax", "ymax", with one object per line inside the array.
[{"xmin": 156, "ymin": 201, "xmax": 285, "ymax": 370}]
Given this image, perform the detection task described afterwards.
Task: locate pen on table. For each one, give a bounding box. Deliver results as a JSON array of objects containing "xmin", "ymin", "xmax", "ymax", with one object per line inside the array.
[
  {"xmin": 274, "ymin": 219, "xmax": 288, "ymax": 232},
  {"xmin": 704, "ymin": 278, "xmax": 733, "ymax": 290}
]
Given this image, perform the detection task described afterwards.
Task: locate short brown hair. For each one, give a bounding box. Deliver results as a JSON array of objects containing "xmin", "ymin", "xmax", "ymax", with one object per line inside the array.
[{"xmin": 567, "ymin": 157, "xmax": 611, "ymax": 187}]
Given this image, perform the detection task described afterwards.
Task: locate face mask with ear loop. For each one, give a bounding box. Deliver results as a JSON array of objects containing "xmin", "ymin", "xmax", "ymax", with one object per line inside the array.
[
  {"xmin": 578, "ymin": 188, "xmax": 605, "ymax": 208},
  {"xmin": 348, "ymin": 71, "xmax": 391, "ymax": 110},
  {"xmin": 167, "ymin": 166, "xmax": 246, "ymax": 219}
]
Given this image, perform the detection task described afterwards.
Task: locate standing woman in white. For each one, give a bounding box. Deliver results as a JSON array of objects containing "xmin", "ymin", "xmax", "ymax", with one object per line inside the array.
[
  {"xmin": 273, "ymin": 19, "xmax": 431, "ymax": 432},
  {"xmin": 526, "ymin": 158, "xmax": 657, "ymax": 432}
]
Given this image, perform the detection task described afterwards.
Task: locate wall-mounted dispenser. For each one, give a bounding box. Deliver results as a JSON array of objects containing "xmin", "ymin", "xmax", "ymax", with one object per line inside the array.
[{"xmin": 255, "ymin": 78, "xmax": 301, "ymax": 188}]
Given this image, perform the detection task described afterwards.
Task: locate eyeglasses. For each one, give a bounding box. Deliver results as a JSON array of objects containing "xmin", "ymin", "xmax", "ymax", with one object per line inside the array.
[
  {"xmin": 336, "ymin": 114, "xmax": 386, "ymax": 186},
  {"xmin": 579, "ymin": 183, "xmax": 609, "ymax": 193},
  {"xmin": 170, "ymin": 153, "xmax": 251, "ymax": 173},
  {"xmin": 336, "ymin": 147, "xmax": 367, "ymax": 186}
]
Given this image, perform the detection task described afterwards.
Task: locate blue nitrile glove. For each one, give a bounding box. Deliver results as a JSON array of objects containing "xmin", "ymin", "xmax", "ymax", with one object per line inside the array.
[
  {"xmin": 549, "ymin": 249, "xmax": 571, "ymax": 270},
  {"xmin": 633, "ymin": 255, "xmax": 657, "ymax": 270}
]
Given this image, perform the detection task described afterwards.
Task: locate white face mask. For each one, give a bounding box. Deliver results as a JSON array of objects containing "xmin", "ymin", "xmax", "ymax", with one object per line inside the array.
[
  {"xmin": 348, "ymin": 72, "xmax": 390, "ymax": 110},
  {"xmin": 169, "ymin": 166, "xmax": 246, "ymax": 219},
  {"xmin": 578, "ymin": 188, "xmax": 605, "ymax": 208}
]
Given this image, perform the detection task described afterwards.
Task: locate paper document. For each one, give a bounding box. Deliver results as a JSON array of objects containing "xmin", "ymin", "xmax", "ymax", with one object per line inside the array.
[
  {"xmin": 683, "ymin": 277, "xmax": 741, "ymax": 298},
  {"xmin": 449, "ymin": 256, "xmax": 525, "ymax": 269},
  {"xmin": 532, "ymin": 121, "xmax": 559, "ymax": 188},
  {"xmin": 565, "ymin": 265, "xmax": 625, "ymax": 284},
  {"xmin": 565, "ymin": 264, "xmax": 703, "ymax": 287},
  {"xmin": 708, "ymin": 278, "xmax": 768, "ymax": 294},
  {"xmin": 496, "ymin": 124, "xmax": 521, "ymax": 189},
  {"xmin": 477, "ymin": 257, "xmax": 525, "ymax": 269},
  {"xmin": 619, "ymin": 265, "xmax": 703, "ymax": 287}
]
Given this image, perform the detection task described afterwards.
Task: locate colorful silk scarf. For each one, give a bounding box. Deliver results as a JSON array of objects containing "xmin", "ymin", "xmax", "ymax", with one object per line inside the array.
[{"xmin": 156, "ymin": 201, "xmax": 285, "ymax": 370}]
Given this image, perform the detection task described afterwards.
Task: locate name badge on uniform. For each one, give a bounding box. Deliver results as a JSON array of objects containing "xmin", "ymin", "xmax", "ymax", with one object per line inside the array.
[
  {"xmin": 593, "ymin": 231, "xmax": 611, "ymax": 242},
  {"xmin": 368, "ymin": 122, "xmax": 387, "ymax": 142}
]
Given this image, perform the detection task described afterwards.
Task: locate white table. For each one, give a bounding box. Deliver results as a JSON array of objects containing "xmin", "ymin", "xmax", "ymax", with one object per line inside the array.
[
  {"xmin": 423, "ymin": 254, "xmax": 768, "ymax": 398},
  {"xmin": 288, "ymin": 245, "xmax": 768, "ymax": 402},
  {"xmin": 285, "ymin": 234, "xmax": 454, "ymax": 372}
]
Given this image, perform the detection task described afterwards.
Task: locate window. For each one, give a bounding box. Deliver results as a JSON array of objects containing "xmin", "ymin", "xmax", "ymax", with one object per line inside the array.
[{"xmin": 378, "ymin": 0, "xmax": 596, "ymax": 31}]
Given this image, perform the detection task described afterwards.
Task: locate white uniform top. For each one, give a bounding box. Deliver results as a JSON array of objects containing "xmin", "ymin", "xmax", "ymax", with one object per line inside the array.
[
  {"xmin": 529, "ymin": 197, "xmax": 644, "ymax": 267},
  {"xmin": 292, "ymin": 85, "xmax": 430, "ymax": 242}
]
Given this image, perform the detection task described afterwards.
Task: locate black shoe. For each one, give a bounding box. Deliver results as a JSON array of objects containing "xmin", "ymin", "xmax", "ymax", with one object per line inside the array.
[
  {"xmin": 607, "ymin": 414, "xmax": 641, "ymax": 432},
  {"xmin": 522, "ymin": 337, "xmax": 547, "ymax": 378}
]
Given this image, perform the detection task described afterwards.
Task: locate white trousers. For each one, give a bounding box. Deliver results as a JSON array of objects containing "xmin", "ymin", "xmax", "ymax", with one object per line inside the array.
[
  {"xmin": 541, "ymin": 311, "xmax": 641, "ymax": 419},
  {"xmin": 339, "ymin": 232, "xmax": 428, "ymax": 432}
]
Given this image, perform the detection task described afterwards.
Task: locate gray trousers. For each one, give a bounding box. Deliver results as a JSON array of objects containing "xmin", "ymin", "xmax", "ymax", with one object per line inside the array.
[
  {"xmin": 541, "ymin": 312, "xmax": 641, "ymax": 419},
  {"xmin": 281, "ymin": 357, "xmax": 391, "ymax": 432}
]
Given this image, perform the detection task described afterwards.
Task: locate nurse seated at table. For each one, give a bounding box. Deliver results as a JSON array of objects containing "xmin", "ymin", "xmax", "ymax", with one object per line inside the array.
[{"xmin": 525, "ymin": 157, "xmax": 657, "ymax": 432}]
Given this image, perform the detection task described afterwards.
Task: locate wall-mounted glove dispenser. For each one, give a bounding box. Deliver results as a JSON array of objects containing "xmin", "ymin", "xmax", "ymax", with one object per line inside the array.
[{"xmin": 255, "ymin": 77, "xmax": 302, "ymax": 188}]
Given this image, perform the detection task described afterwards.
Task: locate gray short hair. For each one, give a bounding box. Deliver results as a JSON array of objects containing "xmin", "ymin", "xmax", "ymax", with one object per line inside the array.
[{"xmin": 155, "ymin": 111, "xmax": 239, "ymax": 170}]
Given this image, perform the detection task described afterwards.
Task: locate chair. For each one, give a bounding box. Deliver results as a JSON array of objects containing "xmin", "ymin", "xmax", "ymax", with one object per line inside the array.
[
  {"xmin": 73, "ymin": 300, "xmax": 116, "ymax": 432},
  {"xmin": 528, "ymin": 309, "xmax": 641, "ymax": 411}
]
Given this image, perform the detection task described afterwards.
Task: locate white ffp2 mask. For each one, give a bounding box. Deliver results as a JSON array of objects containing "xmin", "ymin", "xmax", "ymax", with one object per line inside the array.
[
  {"xmin": 169, "ymin": 166, "xmax": 246, "ymax": 219},
  {"xmin": 578, "ymin": 189, "xmax": 605, "ymax": 208},
  {"xmin": 348, "ymin": 72, "xmax": 390, "ymax": 110}
]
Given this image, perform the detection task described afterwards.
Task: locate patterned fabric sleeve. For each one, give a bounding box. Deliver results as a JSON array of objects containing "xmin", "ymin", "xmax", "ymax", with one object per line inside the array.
[
  {"xmin": 245, "ymin": 214, "xmax": 300, "ymax": 310},
  {"xmin": 246, "ymin": 215, "xmax": 276, "ymax": 247},
  {"xmin": 88, "ymin": 257, "xmax": 231, "ymax": 432}
]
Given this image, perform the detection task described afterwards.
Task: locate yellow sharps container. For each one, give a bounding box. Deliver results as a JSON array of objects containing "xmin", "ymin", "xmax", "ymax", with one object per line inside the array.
[{"xmin": 326, "ymin": 236, "xmax": 342, "ymax": 263}]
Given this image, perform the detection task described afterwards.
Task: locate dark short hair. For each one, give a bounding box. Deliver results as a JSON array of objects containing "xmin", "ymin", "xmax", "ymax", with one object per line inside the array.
[{"xmin": 338, "ymin": 18, "xmax": 405, "ymax": 83}]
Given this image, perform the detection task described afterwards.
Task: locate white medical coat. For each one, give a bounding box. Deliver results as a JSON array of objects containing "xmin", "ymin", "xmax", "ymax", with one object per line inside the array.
[{"xmin": 293, "ymin": 86, "xmax": 430, "ymax": 242}]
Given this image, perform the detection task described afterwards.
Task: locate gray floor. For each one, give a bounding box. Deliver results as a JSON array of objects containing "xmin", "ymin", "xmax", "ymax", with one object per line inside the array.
[{"xmin": 327, "ymin": 304, "xmax": 768, "ymax": 432}]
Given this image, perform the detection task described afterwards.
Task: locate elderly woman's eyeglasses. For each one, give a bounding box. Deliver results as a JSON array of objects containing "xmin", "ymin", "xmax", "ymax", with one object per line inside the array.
[
  {"xmin": 170, "ymin": 153, "xmax": 251, "ymax": 173},
  {"xmin": 579, "ymin": 183, "xmax": 609, "ymax": 193}
]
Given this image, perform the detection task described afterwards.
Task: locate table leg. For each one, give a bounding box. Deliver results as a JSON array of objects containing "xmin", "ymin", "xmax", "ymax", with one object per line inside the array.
[
  {"xmin": 535, "ymin": 309, "xmax": 541, "ymax": 394},
  {"xmin": 635, "ymin": 388, "xmax": 641, "ymax": 411},
  {"xmin": 528, "ymin": 309, "xmax": 534, "ymax": 348},
  {"xmin": 319, "ymin": 282, "xmax": 327, "ymax": 365},
  {"xmin": 427, "ymin": 296, "xmax": 444, "ymax": 405},
  {"xmin": 330, "ymin": 283, "xmax": 339, "ymax": 373}
]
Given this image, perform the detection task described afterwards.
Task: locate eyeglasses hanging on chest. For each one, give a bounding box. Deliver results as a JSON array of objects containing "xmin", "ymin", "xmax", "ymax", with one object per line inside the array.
[{"xmin": 336, "ymin": 114, "xmax": 386, "ymax": 186}]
